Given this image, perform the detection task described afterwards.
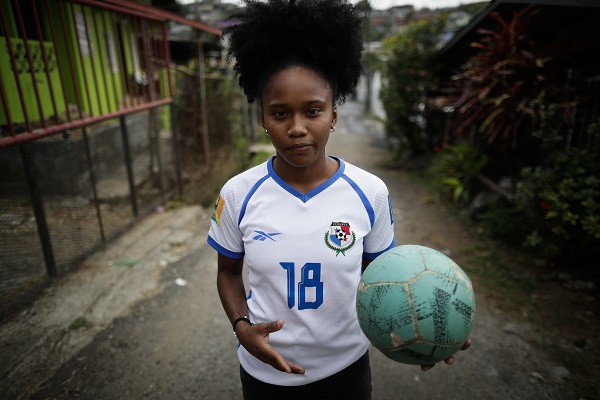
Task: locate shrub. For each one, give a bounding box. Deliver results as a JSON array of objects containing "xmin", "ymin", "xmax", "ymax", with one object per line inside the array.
[
  {"xmin": 479, "ymin": 205, "xmax": 531, "ymax": 246},
  {"xmin": 429, "ymin": 141, "xmax": 488, "ymax": 202},
  {"xmin": 515, "ymin": 149, "xmax": 600, "ymax": 272}
]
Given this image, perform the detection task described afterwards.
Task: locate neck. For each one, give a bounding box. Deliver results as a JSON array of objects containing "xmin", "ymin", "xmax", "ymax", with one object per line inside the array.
[{"xmin": 273, "ymin": 155, "xmax": 338, "ymax": 194}]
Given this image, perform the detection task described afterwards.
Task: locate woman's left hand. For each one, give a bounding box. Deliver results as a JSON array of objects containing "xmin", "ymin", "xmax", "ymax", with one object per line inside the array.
[{"xmin": 420, "ymin": 339, "xmax": 472, "ymax": 372}]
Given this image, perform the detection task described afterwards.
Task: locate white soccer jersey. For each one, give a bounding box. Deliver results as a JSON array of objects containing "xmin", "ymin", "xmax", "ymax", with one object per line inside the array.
[{"xmin": 208, "ymin": 156, "xmax": 396, "ymax": 386}]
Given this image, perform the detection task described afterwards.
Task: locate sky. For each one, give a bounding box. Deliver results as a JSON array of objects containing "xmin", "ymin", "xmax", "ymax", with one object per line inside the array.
[
  {"xmin": 352, "ymin": 0, "xmax": 481, "ymax": 10},
  {"xmin": 351, "ymin": 0, "xmax": 483, "ymax": 10},
  {"xmin": 180, "ymin": 0, "xmax": 485, "ymax": 11}
]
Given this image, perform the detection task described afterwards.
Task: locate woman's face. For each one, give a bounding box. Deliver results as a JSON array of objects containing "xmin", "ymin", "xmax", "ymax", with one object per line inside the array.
[{"xmin": 260, "ymin": 66, "xmax": 337, "ymax": 172}]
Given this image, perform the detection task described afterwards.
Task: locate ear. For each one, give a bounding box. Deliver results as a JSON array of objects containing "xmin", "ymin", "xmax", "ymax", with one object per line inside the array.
[
  {"xmin": 259, "ymin": 107, "xmax": 266, "ymax": 129},
  {"xmin": 331, "ymin": 105, "xmax": 338, "ymax": 128}
]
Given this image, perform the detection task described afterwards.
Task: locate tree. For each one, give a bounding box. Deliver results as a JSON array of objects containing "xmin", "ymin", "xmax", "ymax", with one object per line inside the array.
[
  {"xmin": 380, "ymin": 17, "xmax": 447, "ymax": 159},
  {"xmin": 356, "ymin": 0, "xmax": 373, "ymax": 113}
]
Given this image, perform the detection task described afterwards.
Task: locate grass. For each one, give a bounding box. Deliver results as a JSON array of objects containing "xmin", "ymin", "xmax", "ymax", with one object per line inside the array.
[
  {"xmin": 247, "ymin": 149, "xmax": 274, "ymax": 169},
  {"xmin": 459, "ymin": 244, "xmax": 535, "ymax": 298},
  {"xmin": 68, "ymin": 316, "xmax": 94, "ymax": 331}
]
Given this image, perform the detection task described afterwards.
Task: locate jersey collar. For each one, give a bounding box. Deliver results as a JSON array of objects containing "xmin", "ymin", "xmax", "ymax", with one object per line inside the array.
[{"xmin": 267, "ymin": 156, "xmax": 345, "ymax": 203}]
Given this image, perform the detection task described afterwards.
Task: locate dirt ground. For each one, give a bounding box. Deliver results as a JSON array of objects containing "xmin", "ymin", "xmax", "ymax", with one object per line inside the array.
[{"xmin": 7, "ymin": 99, "xmax": 598, "ymax": 399}]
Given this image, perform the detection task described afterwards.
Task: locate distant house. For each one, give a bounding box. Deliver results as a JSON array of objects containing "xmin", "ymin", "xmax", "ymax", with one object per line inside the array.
[{"xmin": 0, "ymin": 1, "xmax": 147, "ymax": 129}]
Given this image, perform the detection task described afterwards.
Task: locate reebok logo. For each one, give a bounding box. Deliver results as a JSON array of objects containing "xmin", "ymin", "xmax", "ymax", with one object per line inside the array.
[{"xmin": 252, "ymin": 230, "xmax": 281, "ymax": 242}]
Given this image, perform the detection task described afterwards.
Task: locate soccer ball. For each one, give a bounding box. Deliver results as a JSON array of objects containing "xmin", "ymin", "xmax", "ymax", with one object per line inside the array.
[{"xmin": 356, "ymin": 245, "xmax": 476, "ymax": 365}]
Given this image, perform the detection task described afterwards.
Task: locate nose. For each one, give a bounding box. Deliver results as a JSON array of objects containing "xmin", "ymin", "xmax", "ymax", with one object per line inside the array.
[{"xmin": 288, "ymin": 114, "xmax": 307, "ymax": 137}]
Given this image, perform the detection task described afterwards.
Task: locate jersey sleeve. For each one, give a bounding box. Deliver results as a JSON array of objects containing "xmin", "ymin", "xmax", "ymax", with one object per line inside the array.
[
  {"xmin": 363, "ymin": 183, "xmax": 396, "ymax": 259},
  {"xmin": 207, "ymin": 184, "xmax": 245, "ymax": 259}
]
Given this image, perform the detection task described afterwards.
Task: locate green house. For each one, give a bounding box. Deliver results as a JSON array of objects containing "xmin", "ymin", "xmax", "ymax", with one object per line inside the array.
[{"xmin": 0, "ymin": 0, "xmax": 168, "ymax": 127}]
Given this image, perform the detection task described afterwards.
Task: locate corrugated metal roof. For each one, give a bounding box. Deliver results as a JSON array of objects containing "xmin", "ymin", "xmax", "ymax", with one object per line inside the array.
[
  {"xmin": 437, "ymin": 0, "xmax": 600, "ymax": 74},
  {"xmin": 102, "ymin": 0, "xmax": 222, "ymax": 36}
]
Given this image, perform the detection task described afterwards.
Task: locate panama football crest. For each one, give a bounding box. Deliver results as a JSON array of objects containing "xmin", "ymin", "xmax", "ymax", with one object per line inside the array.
[{"xmin": 324, "ymin": 222, "xmax": 356, "ymax": 256}]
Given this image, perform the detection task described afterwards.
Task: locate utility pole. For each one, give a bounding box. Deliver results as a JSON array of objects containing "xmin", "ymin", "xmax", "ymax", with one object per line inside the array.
[
  {"xmin": 196, "ymin": 0, "xmax": 210, "ymax": 166},
  {"xmin": 357, "ymin": 0, "xmax": 372, "ymax": 114}
]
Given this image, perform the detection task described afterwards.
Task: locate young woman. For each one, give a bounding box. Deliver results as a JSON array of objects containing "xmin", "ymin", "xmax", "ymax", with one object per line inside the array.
[{"xmin": 207, "ymin": 1, "xmax": 469, "ymax": 398}]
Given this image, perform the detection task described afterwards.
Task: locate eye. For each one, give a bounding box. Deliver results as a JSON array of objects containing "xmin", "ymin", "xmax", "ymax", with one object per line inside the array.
[
  {"xmin": 307, "ymin": 108, "xmax": 322, "ymax": 116},
  {"xmin": 273, "ymin": 111, "xmax": 287, "ymax": 118}
]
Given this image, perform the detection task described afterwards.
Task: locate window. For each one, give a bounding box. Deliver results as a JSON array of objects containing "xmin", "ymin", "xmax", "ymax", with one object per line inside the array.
[{"xmin": 104, "ymin": 32, "xmax": 118, "ymax": 72}]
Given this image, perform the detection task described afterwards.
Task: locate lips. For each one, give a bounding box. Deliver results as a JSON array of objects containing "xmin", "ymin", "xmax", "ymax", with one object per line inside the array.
[{"xmin": 287, "ymin": 143, "xmax": 312, "ymax": 152}]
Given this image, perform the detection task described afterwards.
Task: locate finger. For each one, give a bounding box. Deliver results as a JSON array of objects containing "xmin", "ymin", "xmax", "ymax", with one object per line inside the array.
[
  {"xmin": 444, "ymin": 356, "xmax": 455, "ymax": 365},
  {"xmin": 421, "ymin": 364, "xmax": 435, "ymax": 372},
  {"xmin": 262, "ymin": 320, "xmax": 284, "ymax": 334},
  {"xmin": 271, "ymin": 353, "xmax": 293, "ymax": 374},
  {"xmin": 461, "ymin": 339, "xmax": 472, "ymax": 350},
  {"xmin": 286, "ymin": 361, "xmax": 305, "ymax": 375},
  {"xmin": 269, "ymin": 352, "xmax": 304, "ymax": 374}
]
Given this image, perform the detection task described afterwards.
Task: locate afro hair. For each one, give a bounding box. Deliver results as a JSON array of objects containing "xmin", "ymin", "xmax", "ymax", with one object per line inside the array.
[{"xmin": 225, "ymin": 0, "xmax": 364, "ymax": 104}]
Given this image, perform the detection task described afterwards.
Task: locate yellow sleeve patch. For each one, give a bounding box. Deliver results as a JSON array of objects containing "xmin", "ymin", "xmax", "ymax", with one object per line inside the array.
[{"xmin": 211, "ymin": 195, "xmax": 225, "ymax": 226}]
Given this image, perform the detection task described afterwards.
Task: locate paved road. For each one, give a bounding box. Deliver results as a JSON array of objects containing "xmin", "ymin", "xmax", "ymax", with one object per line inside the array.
[{"xmin": 2, "ymin": 100, "xmax": 571, "ymax": 399}]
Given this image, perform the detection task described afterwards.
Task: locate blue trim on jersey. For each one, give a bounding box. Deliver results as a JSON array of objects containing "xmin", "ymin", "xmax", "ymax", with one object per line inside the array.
[
  {"xmin": 267, "ymin": 156, "xmax": 346, "ymax": 203},
  {"xmin": 207, "ymin": 235, "xmax": 245, "ymax": 259},
  {"xmin": 239, "ymin": 174, "xmax": 271, "ymax": 224},
  {"xmin": 341, "ymin": 174, "xmax": 375, "ymax": 228},
  {"xmin": 363, "ymin": 238, "xmax": 396, "ymax": 259}
]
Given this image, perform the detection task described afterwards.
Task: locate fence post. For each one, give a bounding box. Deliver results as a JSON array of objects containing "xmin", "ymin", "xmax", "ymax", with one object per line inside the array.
[
  {"xmin": 198, "ymin": 37, "xmax": 210, "ymax": 166},
  {"xmin": 19, "ymin": 144, "xmax": 57, "ymax": 278},
  {"xmin": 82, "ymin": 126, "xmax": 106, "ymax": 243},
  {"xmin": 171, "ymin": 102, "xmax": 184, "ymax": 196},
  {"xmin": 149, "ymin": 107, "xmax": 165, "ymax": 204},
  {"xmin": 119, "ymin": 115, "xmax": 139, "ymax": 217}
]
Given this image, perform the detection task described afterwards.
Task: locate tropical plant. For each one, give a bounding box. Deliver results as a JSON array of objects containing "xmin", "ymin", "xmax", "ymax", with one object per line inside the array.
[
  {"xmin": 450, "ymin": 6, "xmax": 579, "ymax": 179},
  {"xmin": 445, "ymin": 5, "xmax": 598, "ymax": 279},
  {"xmin": 452, "ymin": 7, "xmax": 543, "ymax": 145}
]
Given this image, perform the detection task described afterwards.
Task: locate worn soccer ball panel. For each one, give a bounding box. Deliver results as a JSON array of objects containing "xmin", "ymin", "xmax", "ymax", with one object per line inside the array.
[
  {"xmin": 356, "ymin": 245, "xmax": 476, "ymax": 365},
  {"xmin": 356, "ymin": 283, "xmax": 416, "ymax": 352},
  {"xmin": 359, "ymin": 246, "xmax": 426, "ymax": 284}
]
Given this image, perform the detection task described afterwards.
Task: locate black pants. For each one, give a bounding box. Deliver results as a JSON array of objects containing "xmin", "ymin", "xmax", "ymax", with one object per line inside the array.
[{"xmin": 240, "ymin": 351, "xmax": 371, "ymax": 400}]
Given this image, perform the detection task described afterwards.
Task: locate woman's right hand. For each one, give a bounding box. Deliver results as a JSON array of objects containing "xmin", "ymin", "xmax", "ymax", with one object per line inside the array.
[{"xmin": 235, "ymin": 319, "xmax": 305, "ymax": 375}]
